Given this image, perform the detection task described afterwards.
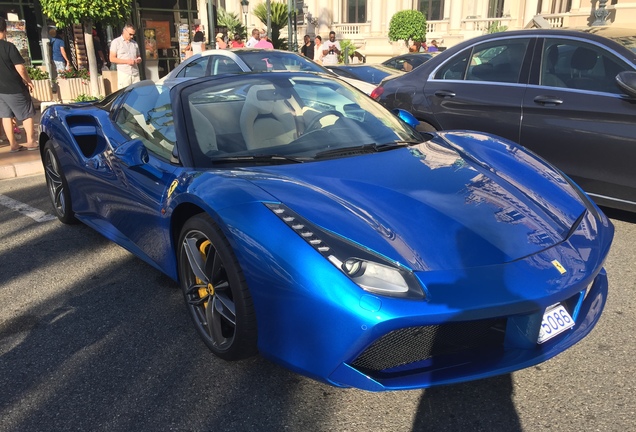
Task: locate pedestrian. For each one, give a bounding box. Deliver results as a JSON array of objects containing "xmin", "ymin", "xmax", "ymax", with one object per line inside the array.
[
  {"xmin": 322, "ymin": 31, "xmax": 340, "ymax": 66},
  {"xmin": 215, "ymin": 33, "xmax": 227, "ymax": 49},
  {"xmin": 254, "ymin": 31, "xmax": 273, "ymax": 49},
  {"xmin": 428, "ymin": 40, "xmax": 439, "ymax": 52},
  {"xmin": 313, "ymin": 35, "xmax": 323, "ymax": 63},
  {"xmin": 0, "ymin": 17, "xmax": 37, "ymax": 152},
  {"xmin": 109, "ymin": 24, "xmax": 141, "ymax": 90},
  {"xmin": 92, "ymin": 29, "xmax": 108, "ymax": 71},
  {"xmin": 301, "ymin": 34, "xmax": 314, "ymax": 59},
  {"xmin": 246, "ymin": 28, "xmax": 260, "ymax": 47},
  {"xmin": 49, "ymin": 28, "xmax": 70, "ymax": 73},
  {"xmin": 191, "ymin": 31, "xmax": 206, "ymax": 53},
  {"xmin": 230, "ymin": 34, "xmax": 245, "ymax": 48}
]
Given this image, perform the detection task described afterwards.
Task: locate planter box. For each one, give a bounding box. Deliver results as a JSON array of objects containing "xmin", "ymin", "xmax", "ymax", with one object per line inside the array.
[
  {"xmin": 31, "ymin": 79, "xmax": 57, "ymax": 108},
  {"xmin": 57, "ymin": 76, "xmax": 105, "ymax": 102}
]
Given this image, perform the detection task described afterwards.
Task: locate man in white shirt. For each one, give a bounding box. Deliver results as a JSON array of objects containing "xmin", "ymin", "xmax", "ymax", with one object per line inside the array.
[
  {"xmin": 245, "ymin": 29, "xmax": 260, "ymax": 47},
  {"xmin": 109, "ymin": 24, "xmax": 141, "ymax": 90},
  {"xmin": 321, "ymin": 31, "xmax": 340, "ymax": 66}
]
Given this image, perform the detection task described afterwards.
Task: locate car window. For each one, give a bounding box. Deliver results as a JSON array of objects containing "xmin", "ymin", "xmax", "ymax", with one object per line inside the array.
[
  {"xmin": 182, "ymin": 75, "xmax": 421, "ymax": 164},
  {"xmin": 435, "ymin": 50, "xmax": 470, "ymax": 80},
  {"xmin": 209, "ymin": 56, "xmax": 243, "ymax": 74},
  {"xmin": 237, "ymin": 51, "xmax": 328, "ymax": 73},
  {"xmin": 540, "ymin": 39, "xmax": 630, "ymax": 93},
  {"xmin": 465, "ymin": 39, "xmax": 529, "ymax": 83},
  {"xmin": 177, "ymin": 57, "xmax": 210, "ymax": 78},
  {"xmin": 114, "ymin": 84, "xmax": 175, "ymax": 160}
]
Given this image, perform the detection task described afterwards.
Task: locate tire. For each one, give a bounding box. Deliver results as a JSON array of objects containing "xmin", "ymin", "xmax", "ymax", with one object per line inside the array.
[
  {"xmin": 178, "ymin": 214, "xmax": 257, "ymax": 360},
  {"xmin": 43, "ymin": 140, "xmax": 77, "ymax": 224}
]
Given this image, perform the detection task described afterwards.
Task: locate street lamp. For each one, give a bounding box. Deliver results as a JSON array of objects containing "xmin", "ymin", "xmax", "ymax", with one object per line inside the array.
[
  {"xmin": 241, "ymin": 0, "xmax": 249, "ymax": 30},
  {"xmin": 302, "ymin": 3, "xmax": 309, "ymax": 25}
]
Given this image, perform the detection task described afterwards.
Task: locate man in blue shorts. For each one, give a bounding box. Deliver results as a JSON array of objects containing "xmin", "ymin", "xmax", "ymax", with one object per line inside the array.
[{"xmin": 0, "ymin": 16, "xmax": 37, "ymax": 152}]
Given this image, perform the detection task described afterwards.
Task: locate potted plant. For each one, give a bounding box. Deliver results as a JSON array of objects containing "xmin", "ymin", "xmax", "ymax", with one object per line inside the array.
[
  {"xmin": 57, "ymin": 68, "xmax": 104, "ymax": 102},
  {"xmin": 27, "ymin": 67, "xmax": 57, "ymax": 108}
]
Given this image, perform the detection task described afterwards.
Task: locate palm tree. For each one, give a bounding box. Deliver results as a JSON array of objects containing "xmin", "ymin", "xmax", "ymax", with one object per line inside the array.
[
  {"xmin": 217, "ymin": 7, "xmax": 246, "ymax": 40},
  {"xmin": 253, "ymin": 1, "xmax": 289, "ymax": 50}
]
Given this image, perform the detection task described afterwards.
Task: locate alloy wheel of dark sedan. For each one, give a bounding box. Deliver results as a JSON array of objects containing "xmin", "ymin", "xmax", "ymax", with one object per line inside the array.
[{"xmin": 178, "ymin": 214, "xmax": 257, "ymax": 360}]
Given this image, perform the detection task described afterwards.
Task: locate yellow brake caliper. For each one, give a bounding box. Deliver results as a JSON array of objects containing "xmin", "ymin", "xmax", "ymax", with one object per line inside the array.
[{"xmin": 196, "ymin": 240, "xmax": 214, "ymax": 306}]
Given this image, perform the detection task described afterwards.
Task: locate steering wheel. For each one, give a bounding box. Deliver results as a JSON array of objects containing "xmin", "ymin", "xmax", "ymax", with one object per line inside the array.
[{"xmin": 304, "ymin": 110, "xmax": 346, "ymax": 133}]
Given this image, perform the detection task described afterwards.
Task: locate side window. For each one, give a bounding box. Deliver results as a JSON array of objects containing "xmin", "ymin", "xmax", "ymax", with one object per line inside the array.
[
  {"xmin": 177, "ymin": 57, "xmax": 210, "ymax": 78},
  {"xmin": 466, "ymin": 40, "xmax": 529, "ymax": 83},
  {"xmin": 541, "ymin": 39, "xmax": 629, "ymax": 93},
  {"xmin": 435, "ymin": 50, "xmax": 470, "ymax": 80},
  {"xmin": 209, "ymin": 56, "xmax": 243, "ymax": 75},
  {"xmin": 115, "ymin": 84, "xmax": 175, "ymax": 160}
]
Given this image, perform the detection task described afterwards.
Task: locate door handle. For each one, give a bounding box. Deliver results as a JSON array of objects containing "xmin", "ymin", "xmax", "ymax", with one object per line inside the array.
[
  {"xmin": 434, "ymin": 90, "xmax": 456, "ymax": 98},
  {"xmin": 533, "ymin": 95, "xmax": 563, "ymax": 105}
]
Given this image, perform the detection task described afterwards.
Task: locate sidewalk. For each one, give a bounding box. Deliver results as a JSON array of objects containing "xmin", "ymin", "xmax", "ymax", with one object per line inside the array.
[{"xmin": 0, "ymin": 110, "xmax": 44, "ymax": 180}]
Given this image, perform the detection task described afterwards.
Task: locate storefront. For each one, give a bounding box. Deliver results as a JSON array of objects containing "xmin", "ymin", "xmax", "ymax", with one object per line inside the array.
[
  {"xmin": 1, "ymin": 0, "xmax": 207, "ymax": 81},
  {"xmin": 133, "ymin": 0, "xmax": 204, "ymax": 80},
  {"xmin": 0, "ymin": 0, "xmax": 44, "ymax": 67}
]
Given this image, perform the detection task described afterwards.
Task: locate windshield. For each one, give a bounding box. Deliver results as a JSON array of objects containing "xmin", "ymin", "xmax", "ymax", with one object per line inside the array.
[
  {"xmin": 237, "ymin": 50, "xmax": 330, "ymax": 73},
  {"xmin": 182, "ymin": 73, "xmax": 422, "ymax": 167}
]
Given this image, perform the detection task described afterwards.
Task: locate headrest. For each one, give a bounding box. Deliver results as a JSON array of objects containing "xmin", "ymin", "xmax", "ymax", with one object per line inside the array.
[{"xmin": 571, "ymin": 47, "xmax": 597, "ymax": 71}]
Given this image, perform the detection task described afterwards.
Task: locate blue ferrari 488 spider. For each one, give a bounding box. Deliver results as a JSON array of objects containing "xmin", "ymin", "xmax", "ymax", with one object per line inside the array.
[{"xmin": 39, "ymin": 72, "xmax": 613, "ymax": 391}]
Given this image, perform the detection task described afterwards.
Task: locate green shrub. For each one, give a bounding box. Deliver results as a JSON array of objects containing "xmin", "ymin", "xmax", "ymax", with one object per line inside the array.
[
  {"xmin": 388, "ymin": 10, "xmax": 426, "ymax": 47},
  {"xmin": 27, "ymin": 67, "xmax": 50, "ymax": 80},
  {"xmin": 72, "ymin": 93, "xmax": 101, "ymax": 102},
  {"xmin": 58, "ymin": 68, "xmax": 90, "ymax": 80}
]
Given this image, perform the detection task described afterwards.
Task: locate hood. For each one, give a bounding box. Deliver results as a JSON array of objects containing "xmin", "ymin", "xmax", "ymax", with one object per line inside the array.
[{"xmin": 240, "ymin": 133, "xmax": 585, "ymax": 271}]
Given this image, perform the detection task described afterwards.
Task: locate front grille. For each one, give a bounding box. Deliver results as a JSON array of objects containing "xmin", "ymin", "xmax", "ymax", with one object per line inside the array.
[{"xmin": 351, "ymin": 318, "xmax": 506, "ymax": 373}]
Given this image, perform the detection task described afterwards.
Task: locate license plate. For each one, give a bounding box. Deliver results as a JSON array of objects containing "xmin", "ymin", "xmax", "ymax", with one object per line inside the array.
[{"xmin": 537, "ymin": 304, "xmax": 575, "ymax": 344}]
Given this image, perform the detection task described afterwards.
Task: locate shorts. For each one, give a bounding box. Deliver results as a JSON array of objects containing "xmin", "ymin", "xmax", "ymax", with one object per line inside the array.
[
  {"xmin": 54, "ymin": 60, "xmax": 66, "ymax": 72},
  {"xmin": 0, "ymin": 89, "xmax": 36, "ymax": 121}
]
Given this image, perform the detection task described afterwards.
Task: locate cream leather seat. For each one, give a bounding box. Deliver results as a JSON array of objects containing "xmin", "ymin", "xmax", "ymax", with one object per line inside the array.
[{"xmin": 240, "ymin": 84, "xmax": 298, "ymax": 150}]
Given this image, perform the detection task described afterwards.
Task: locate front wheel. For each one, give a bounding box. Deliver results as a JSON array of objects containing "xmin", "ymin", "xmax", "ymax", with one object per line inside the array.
[
  {"xmin": 178, "ymin": 214, "xmax": 257, "ymax": 360},
  {"xmin": 43, "ymin": 140, "xmax": 77, "ymax": 224}
]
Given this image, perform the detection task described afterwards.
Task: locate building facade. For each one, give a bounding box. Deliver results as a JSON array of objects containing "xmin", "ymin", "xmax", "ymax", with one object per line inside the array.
[{"xmin": 225, "ymin": 0, "xmax": 636, "ymax": 62}]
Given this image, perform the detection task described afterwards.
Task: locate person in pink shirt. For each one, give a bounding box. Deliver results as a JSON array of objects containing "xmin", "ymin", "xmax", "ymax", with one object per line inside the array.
[{"xmin": 254, "ymin": 31, "xmax": 273, "ymax": 49}]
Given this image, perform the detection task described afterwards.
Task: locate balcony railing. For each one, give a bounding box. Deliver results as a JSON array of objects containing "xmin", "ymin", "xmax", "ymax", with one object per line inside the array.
[{"xmin": 333, "ymin": 23, "xmax": 371, "ymax": 36}]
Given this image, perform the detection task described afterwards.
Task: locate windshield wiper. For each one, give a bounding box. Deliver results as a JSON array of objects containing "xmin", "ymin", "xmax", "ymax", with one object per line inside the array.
[
  {"xmin": 314, "ymin": 144, "xmax": 380, "ymax": 159},
  {"xmin": 314, "ymin": 142, "xmax": 418, "ymax": 159},
  {"xmin": 210, "ymin": 154, "xmax": 306, "ymax": 164}
]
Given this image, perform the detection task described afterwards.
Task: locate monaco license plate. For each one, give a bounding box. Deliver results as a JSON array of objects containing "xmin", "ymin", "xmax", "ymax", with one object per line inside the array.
[{"xmin": 537, "ymin": 304, "xmax": 575, "ymax": 344}]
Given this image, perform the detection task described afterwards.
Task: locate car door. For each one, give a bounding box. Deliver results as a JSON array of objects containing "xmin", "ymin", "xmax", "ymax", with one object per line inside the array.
[
  {"xmin": 103, "ymin": 83, "xmax": 180, "ymax": 266},
  {"xmin": 520, "ymin": 37, "xmax": 636, "ymax": 207},
  {"xmin": 423, "ymin": 37, "xmax": 535, "ymax": 143}
]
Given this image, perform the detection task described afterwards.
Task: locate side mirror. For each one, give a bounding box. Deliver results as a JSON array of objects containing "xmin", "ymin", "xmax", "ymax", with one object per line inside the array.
[
  {"xmin": 616, "ymin": 71, "xmax": 636, "ymax": 98},
  {"xmin": 392, "ymin": 109, "xmax": 419, "ymax": 129}
]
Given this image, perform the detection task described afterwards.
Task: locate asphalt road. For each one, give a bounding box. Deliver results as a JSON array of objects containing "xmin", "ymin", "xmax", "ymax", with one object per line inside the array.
[{"xmin": 0, "ymin": 174, "xmax": 634, "ymax": 432}]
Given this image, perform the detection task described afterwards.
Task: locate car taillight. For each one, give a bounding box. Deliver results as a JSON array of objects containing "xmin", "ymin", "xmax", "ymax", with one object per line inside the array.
[{"xmin": 370, "ymin": 86, "xmax": 384, "ymax": 100}]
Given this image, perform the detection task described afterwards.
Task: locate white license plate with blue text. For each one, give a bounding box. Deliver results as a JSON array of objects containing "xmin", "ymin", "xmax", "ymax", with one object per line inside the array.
[{"xmin": 537, "ymin": 304, "xmax": 575, "ymax": 344}]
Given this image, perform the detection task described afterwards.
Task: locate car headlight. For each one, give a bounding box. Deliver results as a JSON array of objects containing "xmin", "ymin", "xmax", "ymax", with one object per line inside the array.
[{"xmin": 266, "ymin": 203, "xmax": 425, "ymax": 299}]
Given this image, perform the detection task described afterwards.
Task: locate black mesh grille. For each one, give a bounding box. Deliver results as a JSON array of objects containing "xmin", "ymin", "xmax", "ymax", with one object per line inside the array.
[{"xmin": 351, "ymin": 318, "xmax": 506, "ymax": 373}]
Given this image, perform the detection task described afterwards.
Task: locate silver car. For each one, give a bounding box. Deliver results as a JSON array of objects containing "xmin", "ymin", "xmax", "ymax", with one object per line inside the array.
[{"xmin": 159, "ymin": 48, "xmax": 376, "ymax": 94}]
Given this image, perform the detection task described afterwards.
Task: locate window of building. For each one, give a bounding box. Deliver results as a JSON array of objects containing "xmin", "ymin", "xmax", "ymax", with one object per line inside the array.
[
  {"xmin": 416, "ymin": 0, "xmax": 444, "ymax": 21},
  {"xmin": 488, "ymin": 0, "xmax": 505, "ymax": 18},
  {"xmin": 346, "ymin": 0, "xmax": 366, "ymax": 23}
]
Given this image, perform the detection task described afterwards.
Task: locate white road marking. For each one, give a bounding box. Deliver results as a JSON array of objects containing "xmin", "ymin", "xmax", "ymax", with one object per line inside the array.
[{"xmin": 0, "ymin": 194, "xmax": 57, "ymax": 222}]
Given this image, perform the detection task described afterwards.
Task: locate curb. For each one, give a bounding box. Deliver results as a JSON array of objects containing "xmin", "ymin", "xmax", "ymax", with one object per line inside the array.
[{"xmin": 0, "ymin": 159, "xmax": 44, "ymax": 180}]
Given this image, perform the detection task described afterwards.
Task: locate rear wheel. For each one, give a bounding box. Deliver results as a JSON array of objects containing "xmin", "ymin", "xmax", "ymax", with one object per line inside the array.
[
  {"xmin": 178, "ymin": 214, "xmax": 257, "ymax": 360},
  {"xmin": 43, "ymin": 141, "xmax": 77, "ymax": 224}
]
